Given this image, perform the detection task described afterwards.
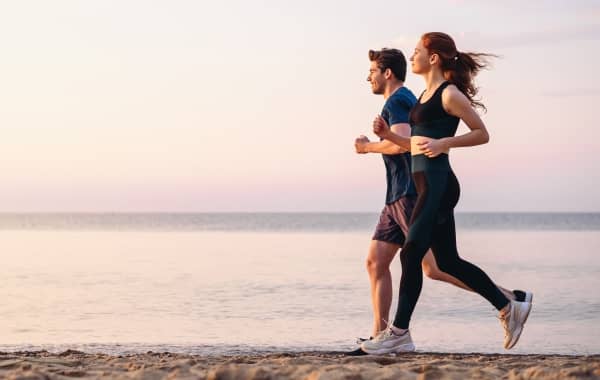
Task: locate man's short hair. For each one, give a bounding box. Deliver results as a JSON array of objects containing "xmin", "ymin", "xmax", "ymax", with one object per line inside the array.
[{"xmin": 368, "ymin": 48, "xmax": 407, "ymax": 82}]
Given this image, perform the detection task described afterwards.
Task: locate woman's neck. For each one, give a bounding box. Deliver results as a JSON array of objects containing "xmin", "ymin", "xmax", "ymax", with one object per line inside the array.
[{"xmin": 423, "ymin": 69, "xmax": 446, "ymax": 93}]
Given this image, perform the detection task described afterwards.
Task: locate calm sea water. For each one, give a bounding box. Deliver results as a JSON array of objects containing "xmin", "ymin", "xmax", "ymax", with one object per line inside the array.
[{"xmin": 0, "ymin": 213, "xmax": 598, "ymax": 356}]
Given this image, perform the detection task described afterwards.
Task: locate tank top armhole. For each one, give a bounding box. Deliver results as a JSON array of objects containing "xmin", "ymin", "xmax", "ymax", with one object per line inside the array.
[
  {"xmin": 438, "ymin": 81, "xmax": 455, "ymax": 116},
  {"xmin": 437, "ymin": 81, "xmax": 452, "ymax": 96}
]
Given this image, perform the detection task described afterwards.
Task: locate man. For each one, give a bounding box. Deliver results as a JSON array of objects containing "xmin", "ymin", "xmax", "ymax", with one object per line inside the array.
[{"xmin": 351, "ymin": 48, "xmax": 529, "ymax": 355}]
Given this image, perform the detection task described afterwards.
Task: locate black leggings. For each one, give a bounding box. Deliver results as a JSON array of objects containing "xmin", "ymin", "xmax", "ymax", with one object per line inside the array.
[{"xmin": 393, "ymin": 155, "xmax": 509, "ymax": 329}]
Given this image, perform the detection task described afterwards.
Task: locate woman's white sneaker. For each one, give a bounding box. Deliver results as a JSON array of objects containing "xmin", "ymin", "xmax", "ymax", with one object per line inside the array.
[
  {"xmin": 513, "ymin": 289, "xmax": 533, "ymax": 303},
  {"xmin": 499, "ymin": 300, "xmax": 532, "ymax": 349},
  {"xmin": 360, "ymin": 325, "xmax": 416, "ymax": 355}
]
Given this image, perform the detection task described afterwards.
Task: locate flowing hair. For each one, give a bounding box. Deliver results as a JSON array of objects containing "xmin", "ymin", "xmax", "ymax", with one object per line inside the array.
[{"xmin": 421, "ymin": 32, "xmax": 496, "ymax": 111}]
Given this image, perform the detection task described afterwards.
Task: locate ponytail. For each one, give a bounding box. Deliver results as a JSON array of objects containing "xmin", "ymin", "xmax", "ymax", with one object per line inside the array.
[{"xmin": 422, "ymin": 32, "xmax": 497, "ymax": 111}]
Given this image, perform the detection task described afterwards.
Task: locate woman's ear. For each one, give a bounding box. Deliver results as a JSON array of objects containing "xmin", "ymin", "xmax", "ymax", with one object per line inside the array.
[{"xmin": 429, "ymin": 53, "xmax": 439, "ymax": 66}]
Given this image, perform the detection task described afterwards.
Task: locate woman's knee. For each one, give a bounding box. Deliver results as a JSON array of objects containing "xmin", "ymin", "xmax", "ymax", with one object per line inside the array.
[
  {"xmin": 433, "ymin": 256, "xmax": 460, "ymax": 276},
  {"xmin": 399, "ymin": 241, "xmax": 427, "ymax": 269},
  {"xmin": 422, "ymin": 260, "xmax": 444, "ymax": 280}
]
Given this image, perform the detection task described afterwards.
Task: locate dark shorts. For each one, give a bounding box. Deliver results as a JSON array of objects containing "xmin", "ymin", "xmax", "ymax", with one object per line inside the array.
[{"xmin": 372, "ymin": 196, "xmax": 417, "ymax": 246}]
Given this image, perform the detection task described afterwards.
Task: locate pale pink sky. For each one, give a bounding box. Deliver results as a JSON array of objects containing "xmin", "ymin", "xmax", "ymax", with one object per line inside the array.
[{"xmin": 0, "ymin": 1, "xmax": 598, "ymax": 212}]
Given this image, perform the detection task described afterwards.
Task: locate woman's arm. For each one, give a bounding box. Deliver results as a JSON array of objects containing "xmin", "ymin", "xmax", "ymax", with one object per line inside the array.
[
  {"xmin": 419, "ymin": 85, "xmax": 489, "ymax": 157},
  {"xmin": 442, "ymin": 85, "xmax": 489, "ymax": 148}
]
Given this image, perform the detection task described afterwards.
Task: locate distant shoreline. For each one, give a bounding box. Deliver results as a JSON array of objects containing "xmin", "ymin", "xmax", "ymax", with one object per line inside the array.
[{"xmin": 0, "ymin": 212, "xmax": 599, "ymax": 232}]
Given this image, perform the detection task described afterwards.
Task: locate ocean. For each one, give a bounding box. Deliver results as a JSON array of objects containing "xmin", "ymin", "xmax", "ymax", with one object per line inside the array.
[{"xmin": 0, "ymin": 213, "xmax": 598, "ymax": 356}]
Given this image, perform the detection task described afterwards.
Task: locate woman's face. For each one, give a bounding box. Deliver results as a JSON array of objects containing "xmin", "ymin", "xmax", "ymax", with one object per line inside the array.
[{"xmin": 410, "ymin": 39, "xmax": 431, "ymax": 74}]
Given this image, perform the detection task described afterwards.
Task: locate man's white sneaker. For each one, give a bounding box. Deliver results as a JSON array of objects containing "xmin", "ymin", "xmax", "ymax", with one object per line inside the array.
[
  {"xmin": 355, "ymin": 336, "xmax": 372, "ymax": 345},
  {"xmin": 500, "ymin": 300, "xmax": 532, "ymax": 349},
  {"xmin": 360, "ymin": 325, "xmax": 415, "ymax": 355}
]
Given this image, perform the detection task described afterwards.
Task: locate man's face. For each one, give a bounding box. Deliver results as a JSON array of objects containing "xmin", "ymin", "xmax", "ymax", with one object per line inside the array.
[{"xmin": 367, "ymin": 61, "xmax": 386, "ymax": 95}]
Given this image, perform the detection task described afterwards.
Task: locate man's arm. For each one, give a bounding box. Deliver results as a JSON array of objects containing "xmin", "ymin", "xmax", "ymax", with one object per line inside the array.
[
  {"xmin": 355, "ymin": 123, "xmax": 411, "ymax": 155},
  {"xmin": 372, "ymin": 117, "xmax": 411, "ymax": 151}
]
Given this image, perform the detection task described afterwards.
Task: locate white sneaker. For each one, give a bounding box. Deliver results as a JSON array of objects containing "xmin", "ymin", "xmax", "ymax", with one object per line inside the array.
[
  {"xmin": 513, "ymin": 289, "xmax": 533, "ymax": 303},
  {"xmin": 500, "ymin": 300, "xmax": 532, "ymax": 349},
  {"xmin": 360, "ymin": 325, "xmax": 415, "ymax": 354}
]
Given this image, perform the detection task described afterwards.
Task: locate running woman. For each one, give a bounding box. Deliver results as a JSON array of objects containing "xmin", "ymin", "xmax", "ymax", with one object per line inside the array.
[{"xmin": 361, "ymin": 32, "xmax": 532, "ymax": 354}]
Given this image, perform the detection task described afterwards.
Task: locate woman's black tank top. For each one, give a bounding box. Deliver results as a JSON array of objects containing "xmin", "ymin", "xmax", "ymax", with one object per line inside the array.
[{"xmin": 409, "ymin": 81, "xmax": 460, "ymax": 139}]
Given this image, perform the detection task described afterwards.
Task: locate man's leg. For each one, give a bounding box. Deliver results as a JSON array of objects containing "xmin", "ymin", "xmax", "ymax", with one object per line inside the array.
[
  {"xmin": 368, "ymin": 203, "xmax": 407, "ymax": 338},
  {"xmin": 366, "ymin": 239, "xmax": 400, "ymax": 336}
]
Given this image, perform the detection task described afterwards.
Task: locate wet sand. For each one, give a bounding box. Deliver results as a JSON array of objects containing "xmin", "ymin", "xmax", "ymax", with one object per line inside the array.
[{"xmin": 1, "ymin": 350, "xmax": 599, "ymax": 379}]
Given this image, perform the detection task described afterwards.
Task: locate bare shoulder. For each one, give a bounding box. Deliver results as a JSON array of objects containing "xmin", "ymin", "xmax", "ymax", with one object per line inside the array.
[
  {"xmin": 441, "ymin": 83, "xmax": 470, "ymax": 114},
  {"xmin": 441, "ymin": 84, "xmax": 467, "ymax": 102}
]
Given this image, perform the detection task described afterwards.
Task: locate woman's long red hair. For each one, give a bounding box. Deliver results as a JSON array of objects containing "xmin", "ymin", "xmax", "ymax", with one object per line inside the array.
[{"xmin": 422, "ymin": 32, "xmax": 496, "ymax": 111}]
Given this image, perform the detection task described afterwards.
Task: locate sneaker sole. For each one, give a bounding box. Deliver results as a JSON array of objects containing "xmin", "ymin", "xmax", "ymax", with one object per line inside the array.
[
  {"xmin": 506, "ymin": 302, "xmax": 532, "ymax": 349},
  {"xmin": 362, "ymin": 342, "xmax": 415, "ymax": 355}
]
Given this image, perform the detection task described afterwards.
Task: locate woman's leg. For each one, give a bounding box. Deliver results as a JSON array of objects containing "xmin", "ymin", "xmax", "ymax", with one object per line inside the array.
[
  {"xmin": 430, "ymin": 212, "xmax": 509, "ymax": 310},
  {"xmin": 426, "ymin": 171, "xmax": 531, "ymax": 349},
  {"xmin": 391, "ymin": 170, "xmax": 446, "ymax": 329},
  {"xmin": 422, "ymin": 248, "xmax": 520, "ymax": 300},
  {"xmin": 428, "ymin": 170, "xmax": 509, "ymax": 310},
  {"xmin": 422, "ymin": 251, "xmax": 470, "ymax": 290}
]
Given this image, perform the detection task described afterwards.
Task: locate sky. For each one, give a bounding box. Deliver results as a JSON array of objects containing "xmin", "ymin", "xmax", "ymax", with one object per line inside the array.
[{"xmin": 0, "ymin": 0, "xmax": 598, "ymax": 212}]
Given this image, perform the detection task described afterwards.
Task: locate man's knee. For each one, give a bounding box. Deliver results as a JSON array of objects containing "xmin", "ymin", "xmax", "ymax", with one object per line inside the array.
[
  {"xmin": 365, "ymin": 256, "xmax": 376, "ymax": 272},
  {"xmin": 366, "ymin": 242, "xmax": 396, "ymax": 277},
  {"xmin": 366, "ymin": 255, "xmax": 390, "ymax": 277}
]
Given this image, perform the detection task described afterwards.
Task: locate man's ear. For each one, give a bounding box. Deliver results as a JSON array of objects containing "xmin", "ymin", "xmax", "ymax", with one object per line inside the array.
[{"xmin": 384, "ymin": 68, "xmax": 393, "ymax": 79}]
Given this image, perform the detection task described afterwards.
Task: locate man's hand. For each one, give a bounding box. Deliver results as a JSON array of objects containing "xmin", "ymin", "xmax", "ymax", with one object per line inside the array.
[
  {"xmin": 355, "ymin": 135, "xmax": 370, "ymax": 154},
  {"xmin": 373, "ymin": 116, "xmax": 392, "ymax": 139}
]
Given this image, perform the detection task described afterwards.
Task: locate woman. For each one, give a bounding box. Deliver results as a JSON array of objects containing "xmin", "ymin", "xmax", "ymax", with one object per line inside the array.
[{"xmin": 361, "ymin": 32, "xmax": 532, "ymax": 354}]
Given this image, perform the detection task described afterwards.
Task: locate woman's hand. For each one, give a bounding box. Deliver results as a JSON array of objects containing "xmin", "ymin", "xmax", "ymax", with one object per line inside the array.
[
  {"xmin": 416, "ymin": 138, "xmax": 449, "ymax": 158},
  {"xmin": 372, "ymin": 115, "xmax": 391, "ymax": 139}
]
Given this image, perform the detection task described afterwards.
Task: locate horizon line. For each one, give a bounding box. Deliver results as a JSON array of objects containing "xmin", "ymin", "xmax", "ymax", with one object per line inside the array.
[{"xmin": 0, "ymin": 211, "xmax": 599, "ymax": 214}]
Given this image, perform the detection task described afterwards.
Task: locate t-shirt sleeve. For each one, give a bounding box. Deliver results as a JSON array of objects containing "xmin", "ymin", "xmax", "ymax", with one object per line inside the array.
[{"xmin": 386, "ymin": 95, "xmax": 412, "ymax": 125}]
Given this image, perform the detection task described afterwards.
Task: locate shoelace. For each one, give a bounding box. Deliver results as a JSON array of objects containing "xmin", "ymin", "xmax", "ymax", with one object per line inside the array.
[
  {"xmin": 357, "ymin": 318, "xmax": 394, "ymax": 344},
  {"xmin": 373, "ymin": 320, "xmax": 405, "ymax": 342},
  {"xmin": 369, "ymin": 321, "xmax": 390, "ymax": 342},
  {"xmin": 355, "ymin": 337, "xmax": 371, "ymax": 345}
]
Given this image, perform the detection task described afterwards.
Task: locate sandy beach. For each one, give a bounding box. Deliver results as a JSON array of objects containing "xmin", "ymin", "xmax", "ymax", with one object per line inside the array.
[{"xmin": 0, "ymin": 350, "xmax": 598, "ymax": 380}]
